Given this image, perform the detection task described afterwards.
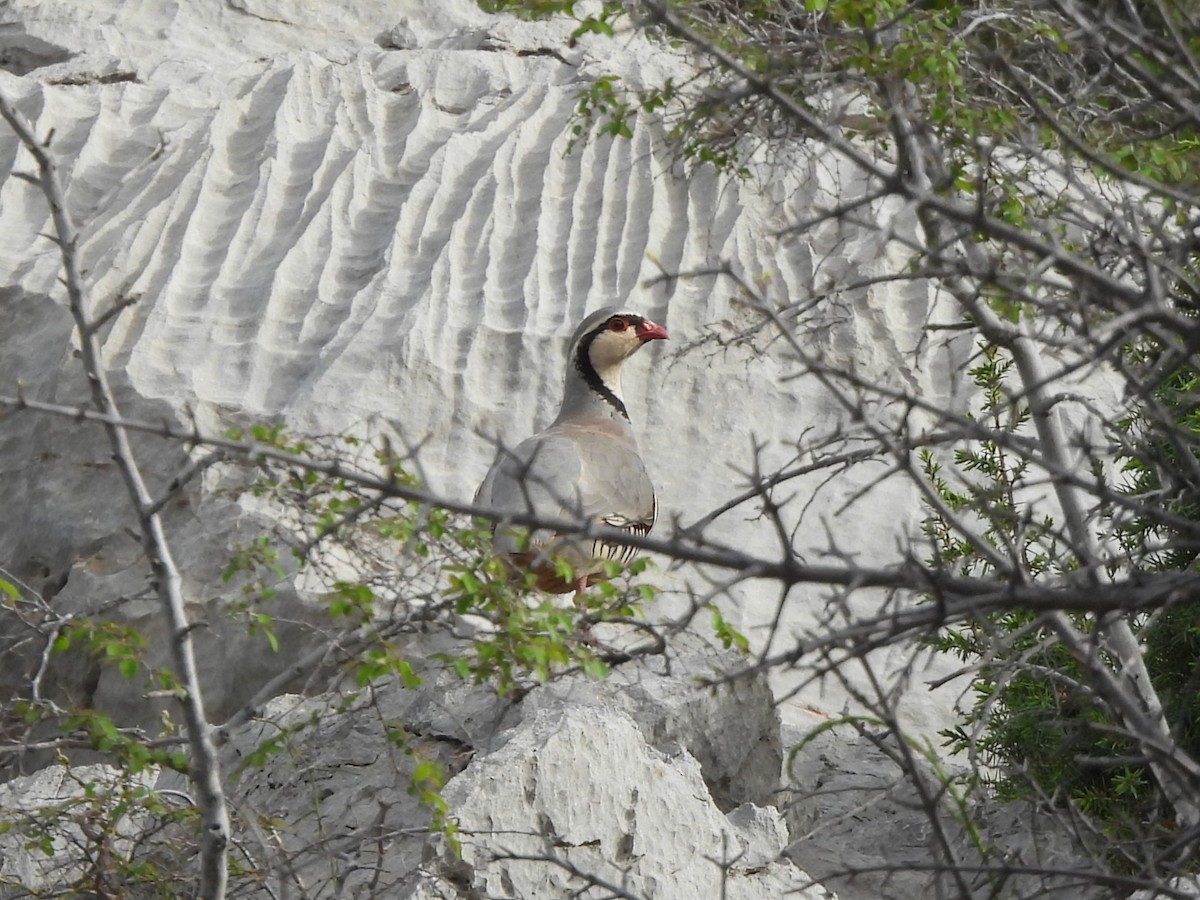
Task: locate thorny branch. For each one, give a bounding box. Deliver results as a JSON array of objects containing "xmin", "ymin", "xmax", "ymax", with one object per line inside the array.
[
  {"xmin": 8, "ymin": 389, "xmax": 1200, "ymax": 619},
  {"xmin": 0, "ymin": 91, "xmax": 232, "ymax": 899}
]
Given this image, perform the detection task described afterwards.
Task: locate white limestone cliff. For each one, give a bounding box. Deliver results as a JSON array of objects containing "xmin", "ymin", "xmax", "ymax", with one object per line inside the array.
[
  {"xmin": 0, "ymin": 0, "xmax": 965, "ymax": 731},
  {"xmin": 0, "ymin": 0, "xmax": 983, "ymax": 895}
]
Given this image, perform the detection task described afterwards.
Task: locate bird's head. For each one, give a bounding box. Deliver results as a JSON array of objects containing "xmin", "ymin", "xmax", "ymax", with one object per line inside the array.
[
  {"xmin": 574, "ymin": 309, "xmax": 669, "ymax": 372},
  {"xmin": 560, "ymin": 308, "xmax": 668, "ymax": 422}
]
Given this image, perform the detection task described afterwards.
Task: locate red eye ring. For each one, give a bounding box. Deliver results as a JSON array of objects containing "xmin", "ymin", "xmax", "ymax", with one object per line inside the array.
[{"xmin": 608, "ymin": 317, "xmax": 628, "ymax": 332}]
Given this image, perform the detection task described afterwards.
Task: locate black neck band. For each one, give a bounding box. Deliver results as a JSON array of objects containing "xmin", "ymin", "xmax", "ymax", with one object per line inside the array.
[{"xmin": 575, "ymin": 329, "xmax": 629, "ymax": 420}]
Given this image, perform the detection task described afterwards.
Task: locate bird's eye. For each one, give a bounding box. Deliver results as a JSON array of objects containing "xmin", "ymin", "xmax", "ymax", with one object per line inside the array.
[{"xmin": 608, "ymin": 318, "xmax": 628, "ymax": 333}]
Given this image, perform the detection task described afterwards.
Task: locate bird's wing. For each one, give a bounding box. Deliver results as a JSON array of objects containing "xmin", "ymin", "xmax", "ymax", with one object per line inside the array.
[
  {"xmin": 572, "ymin": 434, "xmax": 656, "ymax": 533},
  {"xmin": 476, "ymin": 432, "xmax": 586, "ymax": 553}
]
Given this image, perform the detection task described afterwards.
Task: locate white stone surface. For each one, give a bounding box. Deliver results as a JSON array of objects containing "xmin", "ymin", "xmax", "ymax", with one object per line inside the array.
[
  {"xmin": 440, "ymin": 705, "xmax": 828, "ymax": 899},
  {"xmin": 0, "ymin": 0, "xmax": 966, "ymax": 747},
  {"xmin": 520, "ymin": 632, "xmax": 783, "ymax": 809},
  {"xmin": 726, "ymin": 802, "xmax": 791, "ymax": 869},
  {"xmin": 182, "ymin": 637, "xmax": 819, "ymax": 899},
  {"xmin": 0, "ymin": 764, "xmax": 158, "ymax": 892}
]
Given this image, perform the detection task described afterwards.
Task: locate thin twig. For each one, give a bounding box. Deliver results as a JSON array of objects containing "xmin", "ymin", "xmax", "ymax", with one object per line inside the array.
[{"xmin": 0, "ymin": 90, "xmax": 232, "ymax": 897}]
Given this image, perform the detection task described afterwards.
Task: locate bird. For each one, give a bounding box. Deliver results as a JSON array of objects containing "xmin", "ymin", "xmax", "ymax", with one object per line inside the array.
[{"xmin": 475, "ymin": 307, "xmax": 668, "ymax": 596}]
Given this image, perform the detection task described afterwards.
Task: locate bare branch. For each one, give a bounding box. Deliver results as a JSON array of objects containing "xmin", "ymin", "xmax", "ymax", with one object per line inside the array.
[{"xmin": 0, "ymin": 89, "xmax": 232, "ymax": 897}]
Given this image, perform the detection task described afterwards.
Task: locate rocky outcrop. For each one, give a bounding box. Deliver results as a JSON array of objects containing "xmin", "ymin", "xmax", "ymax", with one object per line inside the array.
[
  {"xmin": 219, "ymin": 636, "xmax": 803, "ymax": 896},
  {"xmin": 781, "ymin": 719, "xmax": 1105, "ymax": 900},
  {"xmin": 435, "ymin": 705, "xmax": 815, "ymax": 900},
  {"xmin": 1, "ymin": 639, "xmax": 825, "ymax": 898},
  {"xmin": 0, "ymin": 764, "xmax": 158, "ymax": 895}
]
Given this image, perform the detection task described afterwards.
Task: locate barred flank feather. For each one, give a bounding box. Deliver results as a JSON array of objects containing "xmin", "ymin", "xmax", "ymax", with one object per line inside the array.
[{"xmin": 595, "ymin": 495, "xmax": 656, "ymax": 567}]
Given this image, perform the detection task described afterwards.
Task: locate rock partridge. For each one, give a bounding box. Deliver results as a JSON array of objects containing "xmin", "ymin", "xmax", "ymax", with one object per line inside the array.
[{"xmin": 475, "ymin": 308, "xmax": 668, "ymax": 595}]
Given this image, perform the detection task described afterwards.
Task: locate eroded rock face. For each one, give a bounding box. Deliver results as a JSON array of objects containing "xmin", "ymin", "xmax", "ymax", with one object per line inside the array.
[
  {"xmin": 436, "ymin": 705, "xmax": 819, "ymax": 900},
  {"xmin": 209, "ymin": 637, "xmax": 815, "ymax": 898},
  {"xmin": 519, "ymin": 632, "xmax": 782, "ymax": 811},
  {"xmin": 0, "ymin": 0, "xmax": 982, "ymax": 894},
  {"xmin": 0, "ymin": 764, "xmax": 159, "ymax": 896},
  {"xmin": 0, "ymin": 0, "xmax": 968, "ymax": 744},
  {"xmin": 780, "ymin": 719, "xmax": 1104, "ymax": 900},
  {"xmin": 2, "ymin": 637, "xmax": 804, "ymax": 897}
]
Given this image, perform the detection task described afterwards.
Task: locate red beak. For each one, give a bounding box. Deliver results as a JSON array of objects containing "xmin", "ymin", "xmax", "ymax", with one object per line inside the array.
[{"xmin": 635, "ymin": 319, "xmax": 669, "ymax": 342}]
